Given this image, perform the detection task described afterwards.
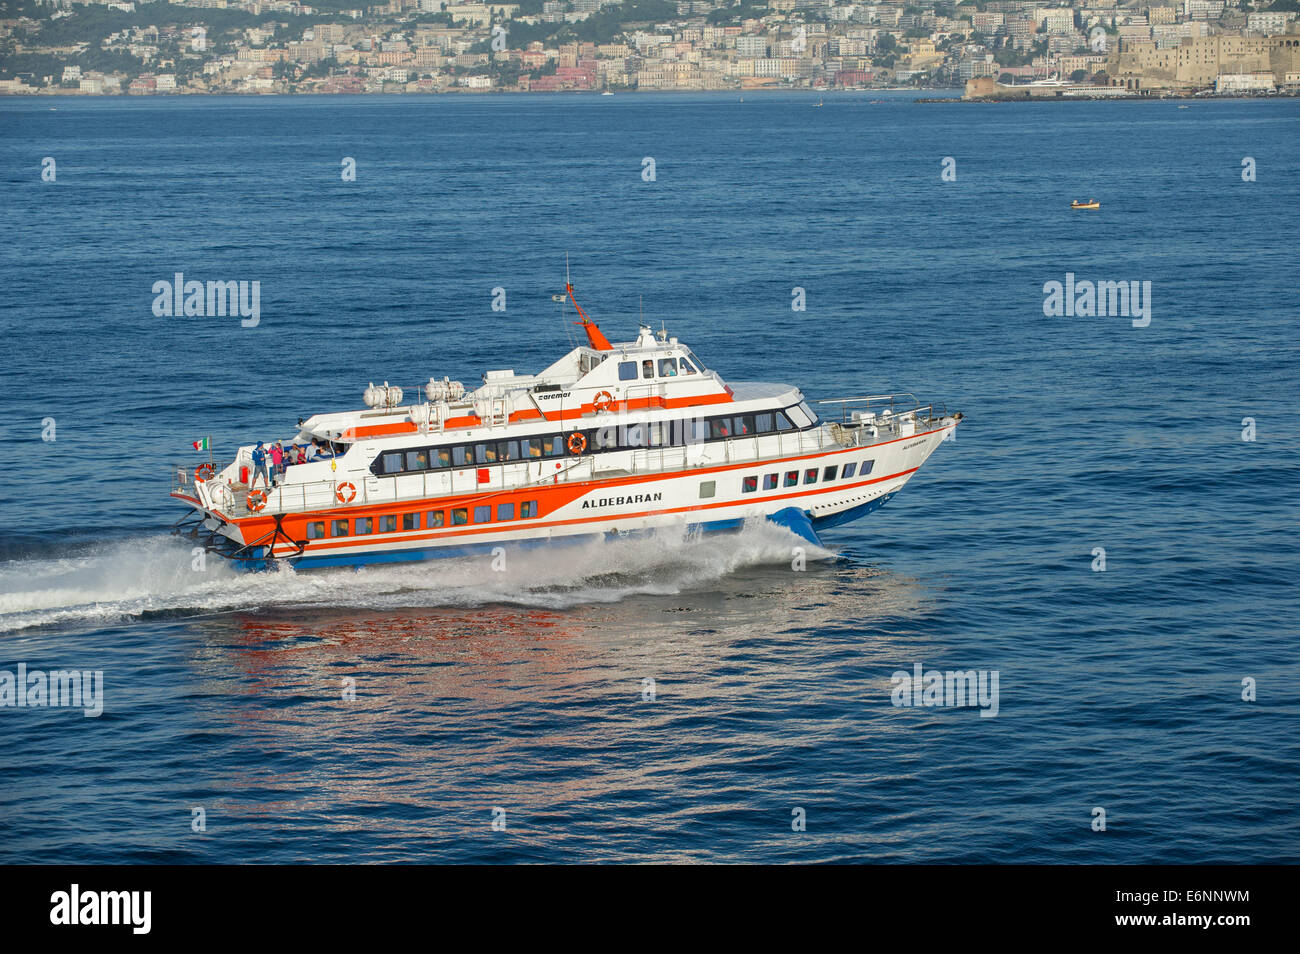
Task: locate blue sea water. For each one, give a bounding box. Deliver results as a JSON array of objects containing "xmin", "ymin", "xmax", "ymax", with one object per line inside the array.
[{"xmin": 0, "ymin": 92, "xmax": 1297, "ymax": 863}]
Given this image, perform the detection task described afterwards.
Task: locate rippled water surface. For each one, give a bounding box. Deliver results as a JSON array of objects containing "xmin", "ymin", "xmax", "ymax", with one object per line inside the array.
[{"xmin": 0, "ymin": 93, "xmax": 1297, "ymax": 862}]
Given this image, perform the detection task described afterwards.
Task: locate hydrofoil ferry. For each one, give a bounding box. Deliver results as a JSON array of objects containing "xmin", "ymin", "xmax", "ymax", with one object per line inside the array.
[{"xmin": 170, "ymin": 286, "xmax": 962, "ymax": 569}]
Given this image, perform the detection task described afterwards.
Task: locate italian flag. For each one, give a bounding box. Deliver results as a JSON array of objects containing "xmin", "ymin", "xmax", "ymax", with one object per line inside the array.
[{"xmin": 192, "ymin": 437, "xmax": 209, "ymax": 452}]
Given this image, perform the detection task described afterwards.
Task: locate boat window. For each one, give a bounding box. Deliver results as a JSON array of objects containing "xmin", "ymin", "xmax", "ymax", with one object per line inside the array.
[
  {"xmin": 659, "ymin": 358, "xmax": 678, "ymax": 377},
  {"xmin": 735, "ymin": 415, "xmax": 755, "ymax": 436},
  {"xmin": 306, "ymin": 521, "xmax": 326, "ymax": 540},
  {"xmin": 709, "ymin": 418, "xmax": 730, "ymax": 439},
  {"xmin": 427, "ymin": 510, "xmax": 445, "ymax": 528},
  {"xmin": 379, "ymin": 515, "xmax": 397, "ymax": 533},
  {"xmin": 355, "ymin": 517, "xmax": 373, "ymax": 534},
  {"xmin": 623, "ymin": 423, "xmax": 646, "ymax": 448},
  {"xmin": 796, "ymin": 401, "xmax": 819, "ymax": 425},
  {"xmin": 332, "ymin": 519, "xmax": 349, "ymax": 537},
  {"xmin": 499, "ymin": 440, "xmax": 520, "ymax": 462},
  {"xmin": 452, "ymin": 508, "xmax": 468, "ymax": 525},
  {"xmin": 682, "ymin": 351, "xmax": 703, "ymax": 373},
  {"xmin": 647, "ymin": 422, "xmax": 666, "ymax": 447},
  {"xmin": 642, "ymin": 359, "xmax": 654, "ymax": 379},
  {"xmin": 521, "ymin": 500, "xmax": 538, "ymax": 518},
  {"xmin": 784, "ymin": 471, "xmax": 798, "ymax": 487},
  {"xmin": 526, "ymin": 438, "xmax": 544, "ymax": 458},
  {"xmin": 742, "ymin": 476, "xmax": 758, "ymax": 493},
  {"xmin": 764, "ymin": 473, "xmax": 778, "ymax": 490},
  {"xmin": 775, "ymin": 412, "xmax": 795, "ymax": 432},
  {"xmin": 823, "ymin": 465, "xmax": 838, "ymax": 481},
  {"xmin": 497, "ymin": 503, "xmax": 515, "ymax": 521},
  {"xmin": 699, "ymin": 480, "xmax": 716, "ymax": 498},
  {"xmin": 406, "ymin": 449, "xmax": 429, "ymax": 471},
  {"xmin": 842, "ymin": 462, "xmax": 857, "ymax": 479},
  {"xmin": 618, "ymin": 361, "xmax": 637, "ymax": 381},
  {"xmin": 402, "ymin": 513, "xmax": 420, "ymax": 531},
  {"xmin": 786, "ymin": 404, "xmax": 813, "ymax": 429},
  {"xmin": 804, "ymin": 468, "xmax": 818, "ymax": 484},
  {"xmin": 861, "ymin": 460, "xmax": 874, "ymax": 475},
  {"xmin": 685, "ymin": 418, "xmax": 710, "ymax": 445},
  {"xmin": 593, "ymin": 426, "xmax": 619, "ymax": 451},
  {"xmin": 680, "ymin": 357, "xmax": 698, "ymax": 374},
  {"xmin": 473, "ymin": 505, "xmax": 491, "ymax": 523},
  {"xmin": 475, "ymin": 443, "xmax": 497, "ymax": 464},
  {"xmin": 433, "ymin": 447, "xmax": 452, "ymax": 468},
  {"xmin": 755, "ymin": 412, "xmax": 774, "ymax": 433},
  {"xmin": 380, "ymin": 451, "xmax": 403, "ymax": 474},
  {"xmin": 452, "ymin": 445, "xmax": 472, "ymax": 467},
  {"xmin": 543, "ymin": 436, "xmax": 564, "ymax": 457}
]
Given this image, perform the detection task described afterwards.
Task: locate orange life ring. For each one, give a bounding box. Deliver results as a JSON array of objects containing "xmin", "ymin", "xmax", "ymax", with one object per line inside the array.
[
  {"xmin": 567, "ymin": 432, "xmax": 587, "ymax": 455},
  {"xmin": 335, "ymin": 481, "xmax": 357, "ymax": 504},
  {"xmin": 246, "ymin": 488, "xmax": 268, "ymax": 512},
  {"xmin": 592, "ymin": 390, "xmax": 615, "ymax": 412},
  {"xmin": 195, "ymin": 463, "xmax": 215, "ymax": 481}
]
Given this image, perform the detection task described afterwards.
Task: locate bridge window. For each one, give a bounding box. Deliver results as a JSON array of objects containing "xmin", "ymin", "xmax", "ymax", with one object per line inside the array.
[
  {"xmin": 659, "ymin": 358, "xmax": 678, "ymax": 377},
  {"xmin": 618, "ymin": 361, "xmax": 637, "ymax": 381},
  {"xmin": 642, "ymin": 359, "xmax": 654, "ymax": 379}
]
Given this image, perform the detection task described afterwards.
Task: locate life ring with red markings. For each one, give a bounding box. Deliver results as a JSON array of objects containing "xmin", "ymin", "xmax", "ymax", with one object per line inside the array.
[
  {"xmin": 195, "ymin": 463, "xmax": 215, "ymax": 481},
  {"xmin": 592, "ymin": 390, "xmax": 615, "ymax": 413},
  {"xmin": 567, "ymin": 432, "xmax": 587, "ymax": 455},
  {"xmin": 246, "ymin": 489, "xmax": 268, "ymax": 512},
  {"xmin": 335, "ymin": 481, "xmax": 357, "ymax": 504}
]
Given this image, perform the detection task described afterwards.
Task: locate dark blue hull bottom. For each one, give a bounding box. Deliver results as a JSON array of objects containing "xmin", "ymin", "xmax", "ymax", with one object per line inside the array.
[{"xmin": 232, "ymin": 494, "xmax": 896, "ymax": 571}]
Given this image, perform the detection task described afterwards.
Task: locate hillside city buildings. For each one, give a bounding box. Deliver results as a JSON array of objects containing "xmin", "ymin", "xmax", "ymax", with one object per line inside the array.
[{"xmin": 2, "ymin": 0, "xmax": 1298, "ymax": 95}]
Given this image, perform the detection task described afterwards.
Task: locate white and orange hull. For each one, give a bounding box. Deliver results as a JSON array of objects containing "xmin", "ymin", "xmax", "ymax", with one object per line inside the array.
[{"xmin": 173, "ymin": 422, "xmax": 956, "ymax": 570}]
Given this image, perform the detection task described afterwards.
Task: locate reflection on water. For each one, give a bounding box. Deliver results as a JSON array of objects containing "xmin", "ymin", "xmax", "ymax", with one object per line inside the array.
[{"xmin": 170, "ymin": 555, "xmax": 941, "ymax": 859}]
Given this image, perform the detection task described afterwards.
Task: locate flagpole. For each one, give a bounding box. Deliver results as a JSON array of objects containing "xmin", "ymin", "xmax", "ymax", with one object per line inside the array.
[{"xmin": 208, "ymin": 436, "xmax": 213, "ymax": 472}]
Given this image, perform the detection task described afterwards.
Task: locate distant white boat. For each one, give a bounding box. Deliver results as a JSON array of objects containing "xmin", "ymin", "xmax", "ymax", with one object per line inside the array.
[{"xmin": 601, "ymin": 91, "xmax": 614, "ymax": 96}]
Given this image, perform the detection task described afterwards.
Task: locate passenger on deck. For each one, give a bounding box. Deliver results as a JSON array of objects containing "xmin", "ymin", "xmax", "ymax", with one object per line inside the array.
[
  {"xmin": 251, "ymin": 442, "xmax": 271, "ymax": 490},
  {"xmin": 305, "ymin": 441, "xmax": 320, "ymax": 461},
  {"xmin": 271, "ymin": 441, "xmax": 284, "ymax": 483}
]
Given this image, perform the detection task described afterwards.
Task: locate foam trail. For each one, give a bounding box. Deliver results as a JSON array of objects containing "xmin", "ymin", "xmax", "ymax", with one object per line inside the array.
[{"xmin": 0, "ymin": 522, "xmax": 833, "ymax": 635}]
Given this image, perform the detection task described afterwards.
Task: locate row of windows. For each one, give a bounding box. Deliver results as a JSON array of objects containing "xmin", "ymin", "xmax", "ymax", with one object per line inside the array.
[
  {"xmin": 304, "ymin": 500, "xmax": 540, "ymax": 539},
  {"xmin": 370, "ymin": 403, "xmax": 819, "ymax": 476},
  {"xmin": 616, "ymin": 355, "xmax": 701, "ymax": 381},
  {"xmin": 738, "ymin": 459, "xmax": 874, "ymax": 494}
]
